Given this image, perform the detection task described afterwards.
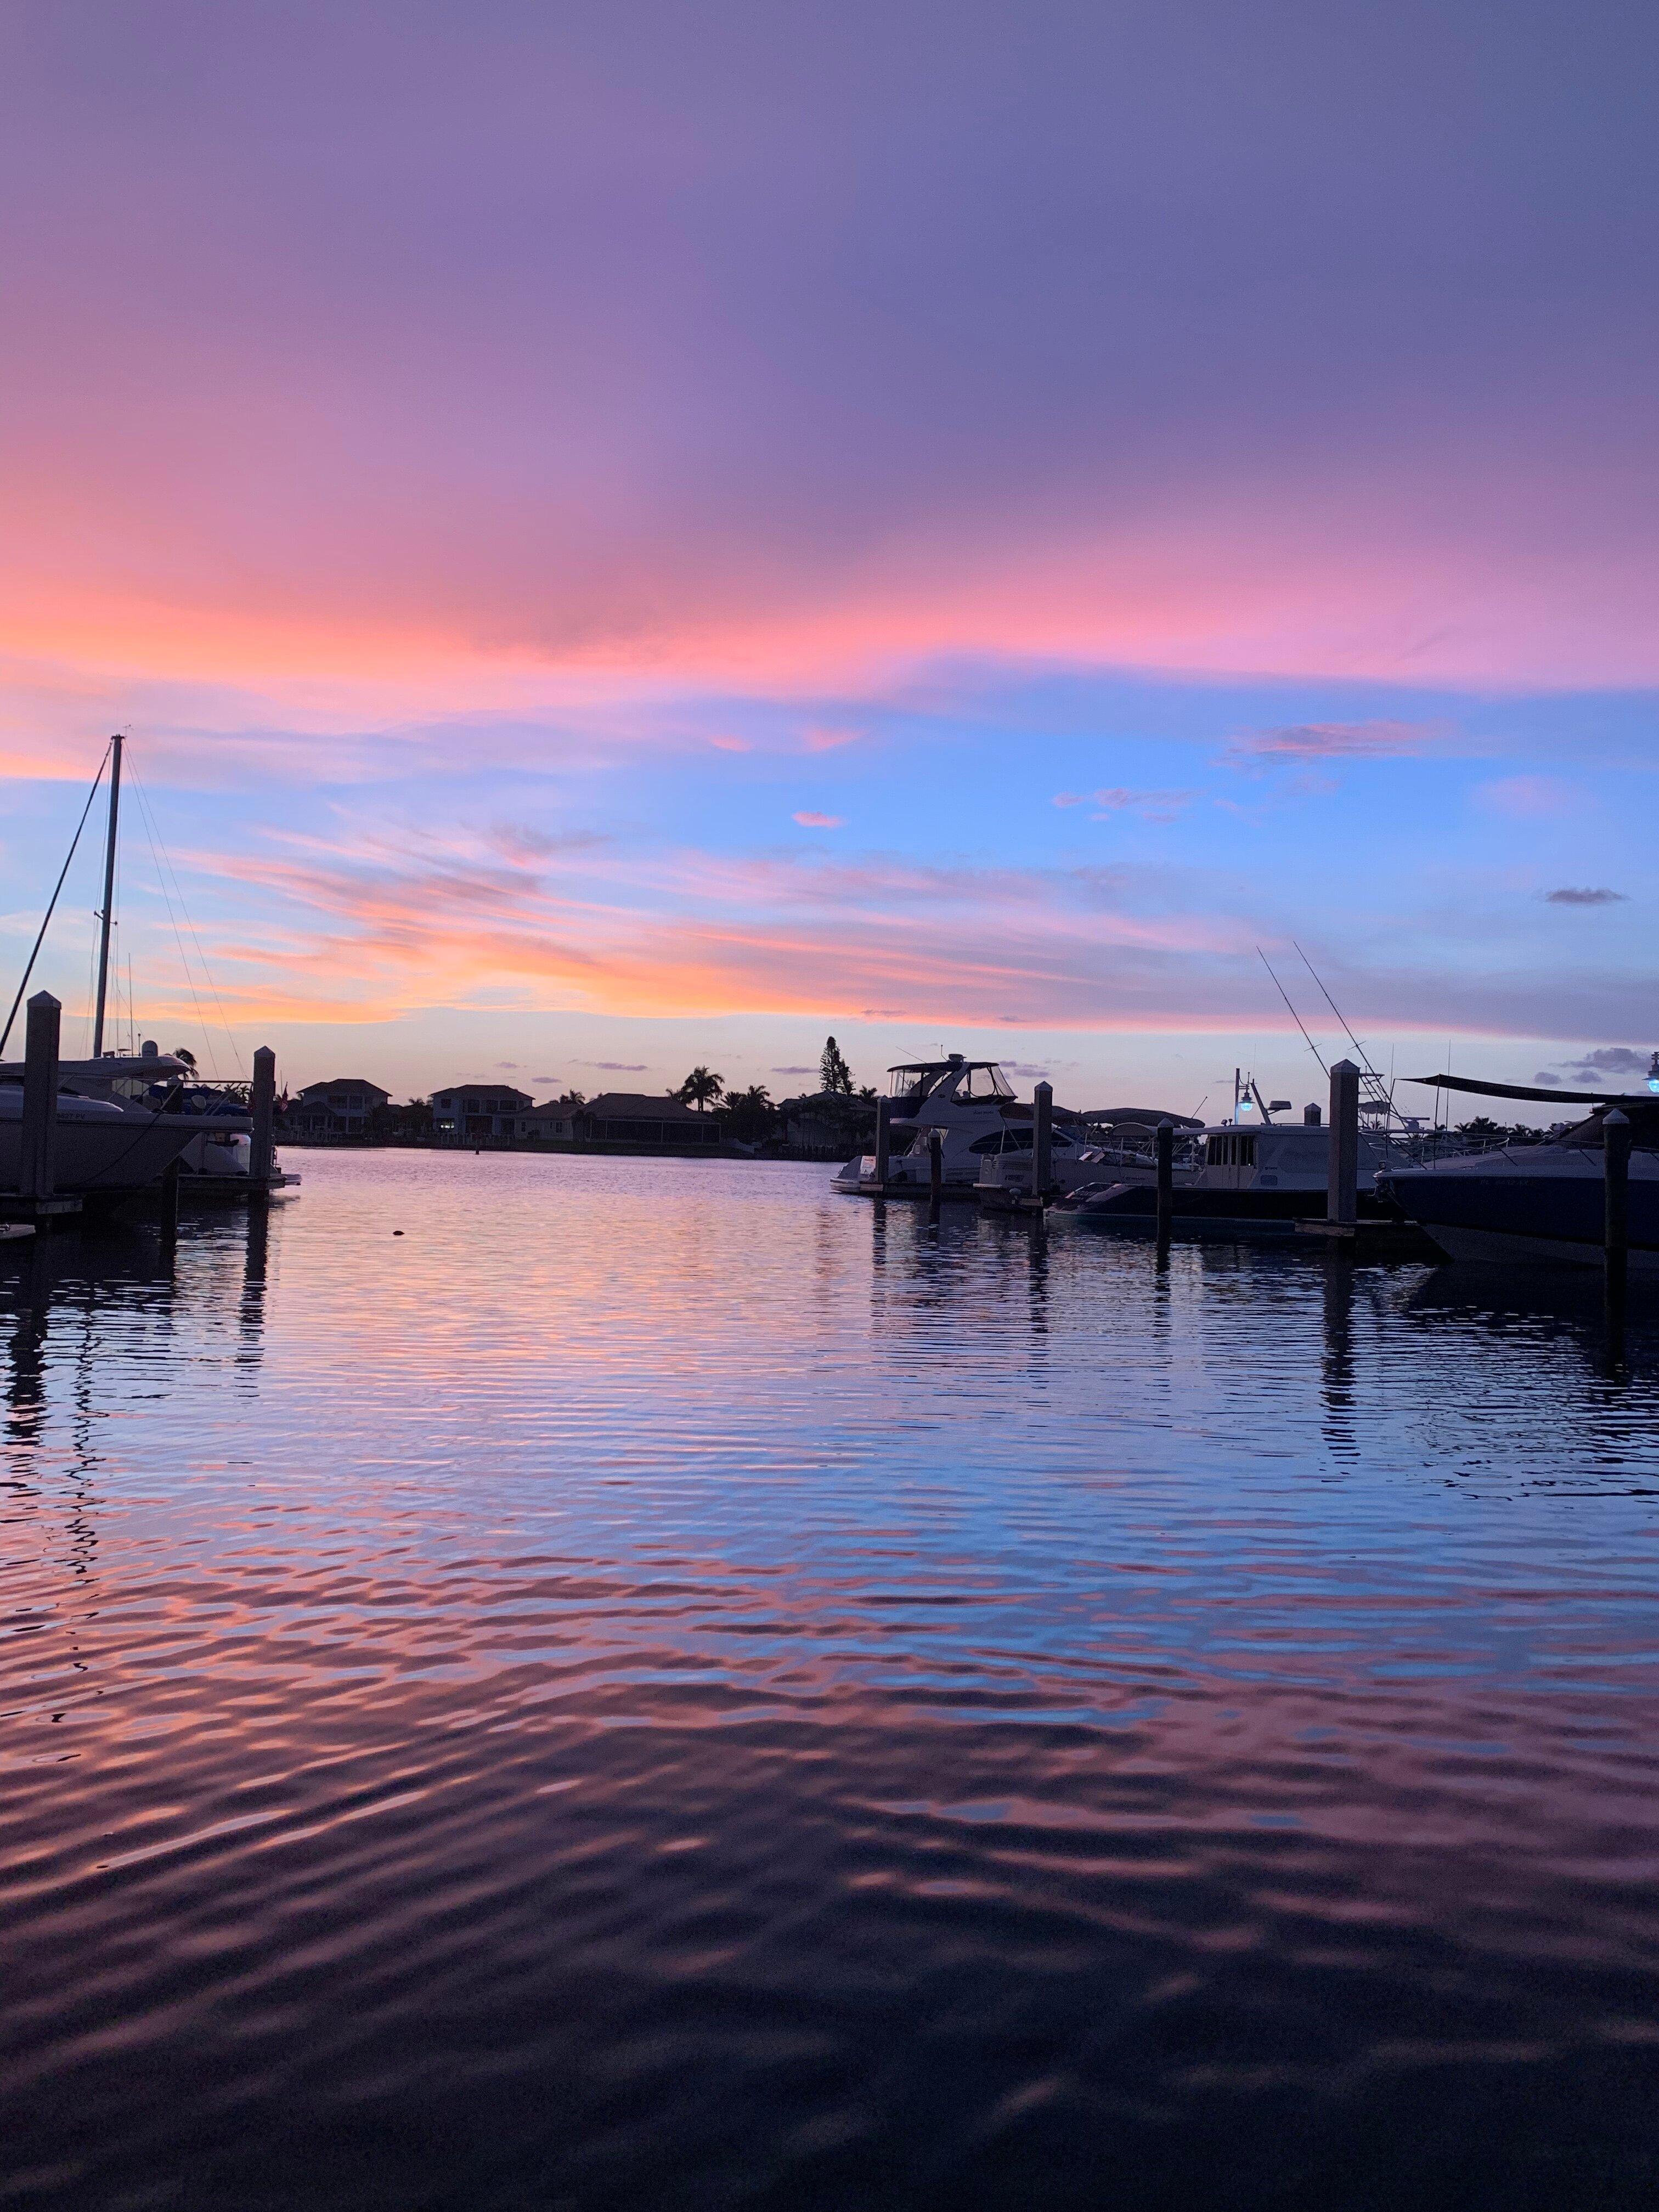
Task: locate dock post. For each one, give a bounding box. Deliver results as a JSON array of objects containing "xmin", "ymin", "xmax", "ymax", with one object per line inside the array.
[
  {"xmin": 1327, "ymin": 1058, "xmax": 1360, "ymax": 1228},
  {"xmin": 20, "ymin": 991, "xmax": 60, "ymax": 1204},
  {"xmin": 1155, "ymin": 1119, "xmax": 1173, "ymax": 1249},
  {"xmin": 1605, "ymin": 1108, "xmax": 1630, "ymax": 1311},
  {"xmin": 159, "ymin": 1154, "xmax": 181, "ymax": 1239},
  {"xmin": 249, "ymin": 1047, "xmax": 276, "ymax": 1193},
  {"xmin": 928, "ymin": 1127, "xmax": 943, "ymax": 1222},
  {"xmin": 1031, "ymin": 1082, "xmax": 1052, "ymax": 1211},
  {"xmin": 873, "ymin": 1096, "xmax": 890, "ymax": 1188}
]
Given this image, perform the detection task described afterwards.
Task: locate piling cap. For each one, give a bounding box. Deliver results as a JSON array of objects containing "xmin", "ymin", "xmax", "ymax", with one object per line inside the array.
[{"xmin": 1605, "ymin": 1108, "xmax": 1629, "ymax": 1125}]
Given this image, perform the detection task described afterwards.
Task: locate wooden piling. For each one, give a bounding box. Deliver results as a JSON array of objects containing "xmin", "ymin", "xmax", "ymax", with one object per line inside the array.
[
  {"xmin": 873, "ymin": 1096, "xmax": 890, "ymax": 1187},
  {"xmin": 1032, "ymin": 1082, "xmax": 1052, "ymax": 1208},
  {"xmin": 1155, "ymin": 1119, "xmax": 1173, "ymax": 1246},
  {"xmin": 1327, "ymin": 1058, "xmax": 1359, "ymax": 1228},
  {"xmin": 249, "ymin": 1046, "xmax": 276, "ymax": 1191},
  {"xmin": 928, "ymin": 1127, "xmax": 943, "ymax": 1221},
  {"xmin": 1604, "ymin": 1108, "xmax": 1630, "ymax": 1308},
  {"xmin": 20, "ymin": 992, "xmax": 60, "ymax": 1203},
  {"xmin": 159, "ymin": 1154, "xmax": 181, "ymax": 1238}
]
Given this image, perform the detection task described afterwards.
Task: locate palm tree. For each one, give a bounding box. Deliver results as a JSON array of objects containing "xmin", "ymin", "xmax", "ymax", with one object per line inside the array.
[
  {"xmin": 678, "ymin": 1066, "xmax": 725, "ymax": 1113},
  {"xmin": 724, "ymin": 1084, "xmax": 775, "ymax": 1139}
]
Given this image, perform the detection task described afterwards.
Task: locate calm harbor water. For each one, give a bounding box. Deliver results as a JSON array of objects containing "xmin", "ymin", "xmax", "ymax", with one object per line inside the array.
[{"xmin": 4, "ymin": 1152, "xmax": 1659, "ymax": 2210}]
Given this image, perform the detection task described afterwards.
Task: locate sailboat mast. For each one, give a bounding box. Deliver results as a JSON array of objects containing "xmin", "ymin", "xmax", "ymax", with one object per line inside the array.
[{"xmin": 91, "ymin": 732, "xmax": 123, "ymax": 1057}]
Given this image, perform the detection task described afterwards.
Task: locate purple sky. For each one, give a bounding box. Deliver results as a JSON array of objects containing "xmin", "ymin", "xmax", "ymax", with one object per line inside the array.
[{"xmin": 1, "ymin": 3, "xmax": 1654, "ymax": 1108}]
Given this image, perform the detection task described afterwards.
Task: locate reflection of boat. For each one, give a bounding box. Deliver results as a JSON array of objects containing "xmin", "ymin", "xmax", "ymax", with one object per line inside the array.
[
  {"xmin": 1381, "ymin": 1104, "xmax": 1659, "ymax": 1273},
  {"xmin": 834, "ymin": 1056, "xmax": 1090, "ymax": 1195}
]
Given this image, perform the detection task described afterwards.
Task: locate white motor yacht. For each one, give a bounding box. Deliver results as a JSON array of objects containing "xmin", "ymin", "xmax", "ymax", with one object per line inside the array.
[
  {"xmin": 833, "ymin": 1055, "xmax": 1087, "ymax": 1195},
  {"xmin": 0, "ymin": 1060, "xmax": 242, "ymax": 1199}
]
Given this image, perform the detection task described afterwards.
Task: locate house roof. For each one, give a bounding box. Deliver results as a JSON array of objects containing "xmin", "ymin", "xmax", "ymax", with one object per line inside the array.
[
  {"xmin": 431, "ymin": 1081, "xmax": 533, "ymax": 1105},
  {"xmin": 580, "ymin": 1091, "xmax": 720, "ymax": 1121},
  {"xmin": 294, "ymin": 1077, "xmax": 390, "ymax": 1099}
]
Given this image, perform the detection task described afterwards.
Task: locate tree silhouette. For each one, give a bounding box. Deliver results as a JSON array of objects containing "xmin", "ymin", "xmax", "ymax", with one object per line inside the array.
[
  {"xmin": 819, "ymin": 1036, "xmax": 854, "ymax": 1095},
  {"xmin": 678, "ymin": 1066, "xmax": 725, "ymax": 1113}
]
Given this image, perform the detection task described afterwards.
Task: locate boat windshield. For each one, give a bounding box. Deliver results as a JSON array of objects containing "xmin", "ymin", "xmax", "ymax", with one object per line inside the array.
[{"xmin": 957, "ymin": 1064, "xmax": 1013, "ymax": 1101}]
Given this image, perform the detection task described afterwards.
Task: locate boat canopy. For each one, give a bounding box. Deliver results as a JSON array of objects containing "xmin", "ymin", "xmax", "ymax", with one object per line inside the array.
[
  {"xmin": 1409, "ymin": 1072, "xmax": 1655, "ymax": 1108},
  {"xmin": 886, "ymin": 1058, "xmax": 1013, "ymax": 1101}
]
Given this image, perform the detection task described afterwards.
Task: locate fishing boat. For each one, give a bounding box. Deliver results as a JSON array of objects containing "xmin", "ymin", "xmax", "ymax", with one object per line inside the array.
[
  {"xmin": 1380, "ymin": 1071, "xmax": 1659, "ymax": 1272},
  {"xmin": 1051, "ymin": 1071, "xmax": 1403, "ymax": 1234},
  {"xmin": 975, "ymin": 1107, "xmax": 1204, "ymax": 1210}
]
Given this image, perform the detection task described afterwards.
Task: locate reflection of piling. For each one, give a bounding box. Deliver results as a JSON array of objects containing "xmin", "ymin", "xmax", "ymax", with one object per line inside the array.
[
  {"xmin": 1155, "ymin": 1118, "xmax": 1173, "ymax": 1251},
  {"xmin": 928, "ymin": 1128, "xmax": 943, "ymax": 1222},
  {"xmin": 249, "ymin": 1047, "xmax": 276, "ymax": 1193},
  {"xmin": 1032, "ymin": 1082, "xmax": 1052, "ymax": 1207},
  {"xmin": 873, "ymin": 1096, "xmax": 890, "ymax": 1188},
  {"xmin": 1605, "ymin": 1108, "xmax": 1630, "ymax": 1317},
  {"xmin": 20, "ymin": 992, "xmax": 59, "ymax": 1205},
  {"xmin": 1327, "ymin": 1058, "xmax": 1359, "ymax": 1228}
]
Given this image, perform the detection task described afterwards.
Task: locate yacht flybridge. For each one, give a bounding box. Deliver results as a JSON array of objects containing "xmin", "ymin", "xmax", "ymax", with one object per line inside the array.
[{"xmin": 833, "ymin": 1055, "xmax": 1086, "ymax": 1196}]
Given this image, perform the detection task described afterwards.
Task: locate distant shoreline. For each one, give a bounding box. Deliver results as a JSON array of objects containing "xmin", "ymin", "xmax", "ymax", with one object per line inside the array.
[{"xmin": 278, "ymin": 1136, "xmax": 855, "ymax": 1164}]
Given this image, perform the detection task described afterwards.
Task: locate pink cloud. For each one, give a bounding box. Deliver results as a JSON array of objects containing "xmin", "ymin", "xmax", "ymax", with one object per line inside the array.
[
  {"xmin": 708, "ymin": 734, "xmax": 749, "ymax": 752},
  {"xmin": 792, "ymin": 810, "xmax": 844, "ymax": 828}
]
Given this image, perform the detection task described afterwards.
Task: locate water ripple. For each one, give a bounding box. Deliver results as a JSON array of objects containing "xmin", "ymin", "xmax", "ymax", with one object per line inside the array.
[{"xmin": 4, "ymin": 1154, "xmax": 1659, "ymax": 2207}]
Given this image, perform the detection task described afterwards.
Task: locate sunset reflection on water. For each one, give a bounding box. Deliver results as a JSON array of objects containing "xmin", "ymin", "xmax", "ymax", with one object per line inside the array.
[{"xmin": 4, "ymin": 1154, "xmax": 1659, "ymax": 2210}]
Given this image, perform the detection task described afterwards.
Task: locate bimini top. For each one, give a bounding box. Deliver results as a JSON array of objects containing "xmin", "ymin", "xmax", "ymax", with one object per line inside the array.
[{"xmin": 886, "ymin": 1057, "xmax": 1014, "ymax": 1103}]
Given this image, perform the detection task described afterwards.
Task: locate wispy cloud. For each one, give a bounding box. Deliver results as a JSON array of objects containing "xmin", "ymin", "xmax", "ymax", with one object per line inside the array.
[
  {"xmin": 793, "ymin": 811, "xmax": 844, "ymax": 828},
  {"xmin": 1478, "ymin": 774, "xmax": 1582, "ymax": 819},
  {"xmin": 1054, "ymin": 786, "xmax": 1192, "ymax": 822},
  {"xmin": 1543, "ymin": 885, "xmax": 1626, "ymax": 906},
  {"xmin": 1222, "ymin": 719, "xmax": 1442, "ymax": 770}
]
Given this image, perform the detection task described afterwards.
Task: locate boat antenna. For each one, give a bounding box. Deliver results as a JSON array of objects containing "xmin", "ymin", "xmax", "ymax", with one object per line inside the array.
[
  {"xmin": 1291, "ymin": 940, "xmax": 1378, "ymax": 1079},
  {"xmin": 0, "ymin": 739, "xmax": 112, "ymax": 1056},
  {"xmin": 1257, "ymin": 947, "xmax": 1327, "ymax": 1075},
  {"xmin": 91, "ymin": 732, "xmax": 124, "ymax": 1057}
]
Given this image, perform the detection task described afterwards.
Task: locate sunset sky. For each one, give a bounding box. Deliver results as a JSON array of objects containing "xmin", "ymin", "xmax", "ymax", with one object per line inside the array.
[{"xmin": 2, "ymin": 2, "xmax": 1654, "ymax": 1113}]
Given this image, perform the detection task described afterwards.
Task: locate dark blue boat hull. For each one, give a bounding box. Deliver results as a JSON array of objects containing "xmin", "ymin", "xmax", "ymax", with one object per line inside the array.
[{"xmin": 1379, "ymin": 1165, "xmax": 1659, "ymax": 1267}]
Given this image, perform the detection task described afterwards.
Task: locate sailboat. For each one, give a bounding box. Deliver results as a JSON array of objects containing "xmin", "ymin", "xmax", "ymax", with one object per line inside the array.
[{"xmin": 0, "ymin": 736, "xmax": 270, "ymax": 1204}]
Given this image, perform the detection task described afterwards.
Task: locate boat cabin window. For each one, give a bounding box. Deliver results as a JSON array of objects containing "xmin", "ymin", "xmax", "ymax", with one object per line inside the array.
[
  {"xmin": 957, "ymin": 1064, "xmax": 1014, "ymax": 1101},
  {"xmin": 1206, "ymin": 1132, "xmax": 1256, "ymax": 1167},
  {"xmin": 969, "ymin": 1126, "xmax": 1075, "ymax": 1154}
]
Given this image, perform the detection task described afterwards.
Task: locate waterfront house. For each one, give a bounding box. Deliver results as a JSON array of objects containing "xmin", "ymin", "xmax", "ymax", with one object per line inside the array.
[
  {"xmin": 517, "ymin": 1099, "xmax": 578, "ymax": 1141},
  {"xmin": 286, "ymin": 1077, "xmax": 391, "ymax": 1138},
  {"xmin": 431, "ymin": 1082, "xmax": 534, "ymax": 1139},
  {"xmin": 574, "ymin": 1092, "xmax": 726, "ymax": 1146}
]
